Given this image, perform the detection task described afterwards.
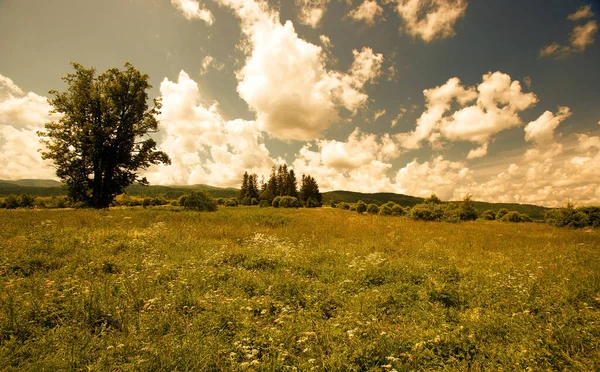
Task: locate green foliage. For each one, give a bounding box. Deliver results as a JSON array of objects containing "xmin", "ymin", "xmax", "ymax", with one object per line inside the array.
[
  {"xmin": 496, "ymin": 208, "xmax": 510, "ymax": 220},
  {"xmin": 278, "ymin": 196, "xmax": 299, "ymax": 208},
  {"xmin": 18, "ymin": 194, "xmax": 36, "ymax": 208},
  {"xmin": 223, "ymin": 198, "xmax": 239, "ymax": 207},
  {"xmin": 481, "ymin": 210, "xmax": 496, "ymax": 220},
  {"xmin": 378, "ymin": 202, "xmax": 395, "ymax": 216},
  {"xmin": 391, "ymin": 204, "xmax": 406, "ymax": 216},
  {"xmin": 458, "ymin": 194, "xmax": 478, "ymax": 221},
  {"xmin": 577, "ymin": 206, "xmax": 600, "ymax": 227},
  {"xmin": 38, "ymin": 63, "xmax": 171, "ymax": 208},
  {"xmin": 336, "ymin": 202, "xmax": 350, "ymax": 210},
  {"xmin": 272, "ymin": 196, "xmax": 282, "ymax": 208},
  {"xmin": 355, "ymin": 200, "xmax": 367, "ymax": 214},
  {"xmin": 500, "ymin": 211, "xmax": 532, "ymax": 223},
  {"xmin": 366, "ymin": 203, "xmax": 379, "ymax": 214},
  {"xmin": 182, "ymin": 191, "xmax": 217, "ymax": 212},
  {"xmin": 425, "ymin": 193, "xmax": 442, "ymax": 204},
  {"xmin": 4, "ymin": 195, "xmax": 19, "ymax": 209},
  {"xmin": 545, "ymin": 202, "xmax": 591, "ymax": 228},
  {"xmin": 259, "ymin": 200, "xmax": 270, "ymax": 208},
  {"xmin": 299, "ymin": 175, "xmax": 322, "ymax": 207},
  {"xmin": 409, "ymin": 203, "xmax": 447, "ymax": 221}
]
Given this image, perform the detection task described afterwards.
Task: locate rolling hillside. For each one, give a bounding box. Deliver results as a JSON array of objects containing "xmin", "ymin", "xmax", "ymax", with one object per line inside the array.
[{"xmin": 1, "ymin": 179, "xmax": 547, "ymax": 217}]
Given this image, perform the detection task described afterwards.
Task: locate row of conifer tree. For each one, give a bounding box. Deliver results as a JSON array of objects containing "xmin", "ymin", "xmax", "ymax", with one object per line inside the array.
[{"xmin": 239, "ymin": 165, "xmax": 322, "ymax": 207}]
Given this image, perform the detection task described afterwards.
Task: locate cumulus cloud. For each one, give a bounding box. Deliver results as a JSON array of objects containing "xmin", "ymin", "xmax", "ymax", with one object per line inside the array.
[
  {"xmin": 349, "ymin": 0, "xmax": 384, "ymax": 26},
  {"xmin": 388, "ymin": 0, "xmax": 468, "ymax": 42},
  {"xmin": 221, "ymin": 0, "xmax": 383, "ymax": 140},
  {"xmin": 540, "ymin": 6, "xmax": 597, "ymax": 58},
  {"xmin": 397, "ymin": 72, "xmax": 538, "ymax": 158},
  {"xmin": 295, "ymin": 0, "xmax": 330, "ymax": 28},
  {"xmin": 144, "ymin": 71, "xmax": 274, "ymax": 187},
  {"xmin": 567, "ymin": 5, "xmax": 594, "ymax": 21},
  {"xmin": 170, "ymin": 0, "xmax": 214, "ymax": 24},
  {"xmin": 524, "ymin": 106, "xmax": 571, "ymax": 145},
  {"xmin": 0, "ymin": 74, "xmax": 55, "ymax": 179}
]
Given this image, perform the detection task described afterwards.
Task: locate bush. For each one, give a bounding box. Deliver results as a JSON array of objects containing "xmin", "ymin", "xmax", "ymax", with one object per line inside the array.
[
  {"xmin": 501, "ymin": 211, "xmax": 531, "ymax": 223},
  {"xmin": 279, "ymin": 196, "xmax": 300, "ymax": 208},
  {"xmin": 224, "ymin": 198, "xmax": 239, "ymax": 207},
  {"xmin": 367, "ymin": 204, "xmax": 379, "ymax": 215},
  {"xmin": 577, "ymin": 206, "xmax": 600, "ymax": 227},
  {"xmin": 272, "ymin": 196, "xmax": 282, "ymax": 208},
  {"xmin": 458, "ymin": 194, "xmax": 478, "ymax": 221},
  {"xmin": 19, "ymin": 194, "xmax": 35, "ymax": 208},
  {"xmin": 425, "ymin": 194, "xmax": 442, "ymax": 204},
  {"xmin": 349, "ymin": 203, "xmax": 357, "ymax": 212},
  {"xmin": 178, "ymin": 195, "xmax": 188, "ymax": 206},
  {"xmin": 259, "ymin": 200, "xmax": 270, "ymax": 208},
  {"xmin": 391, "ymin": 204, "xmax": 406, "ymax": 216},
  {"xmin": 182, "ymin": 191, "xmax": 217, "ymax": 212},
  {"xmin": 142, "ymin": 197, "xmax": 152, "ymax": 207},
  {"xmin": 410, "ymin": 203, "xmax": 446, "ymax": 221},
  {"xmin": 545, "ymin": 203, "xmax": 590, "ymax": 228},
  {"xmin": 336, "ymin": 202, "xmax": 350, "ymax": 210},
  {"xmin": 4, "ymin": 195, "xmax": 19, "ymax": 209},
  {"xmin": 356, "ymin": 200, "xmax": 367, "ymax": 214},
  {"xmin": 496, "ymin": 208, "xmax": 509, "ymax": 220},
  {"xmin": 481, "ymin": 210, "xmax": 496, "ymax": 220},
  {"xmin": 378, "ymin": 202, "xmax": 395, "ymax": 216}
]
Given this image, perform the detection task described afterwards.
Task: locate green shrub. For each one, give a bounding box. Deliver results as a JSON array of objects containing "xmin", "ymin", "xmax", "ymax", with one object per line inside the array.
[
  {"xmin": 545, "ymin": 203, "xmax": 589, "ymax": 228},
  {"xmin": 496, "ymin": 208, "xmax": 509, "ymax": 220},
  {"xmin": 378, "ymin": 202, "xmax": 395, "ymax": 216},
  {"xmin": 279, "ymin": 196, "xmax": 299, "ymax": 208},
  {"xmin": 142, "ymin": 197, "xmax": 152, "ymax": 207},
  {"xmin": 4, "ymin": 195, "xmax": 19, "ymax": 209},
  {"xmin": 178, "ymin": 195, "xmax": 188, "ymax": 206},
  {"xmin": 19, "ymin": 194, "xmax": 35, "ymax": 208},
  {"xmin": 458, "ymin": 194, "xmax": 478, "ymax": 221},
  {"xmin": 577, "ymin": 206, "xmax": 600, "ymax": 227},
  {"xmin": 272, "ymin": 196, "xmax": 282, "ymax": 208},
  {"xmin": 481, "ymin": 210, "xmax": 496, "ymax": 220},
  {"xmin": 349, "ymin": 203, "xmax": 357, "ymax": 211},
  {"xmin": 224, "ymin": 198, "xmax": 239, "ymax": 207},
  {"xmin": 410, "ymin": 203, "xmax": 446, "ymax": 221},
  {"xmin": 425, "ymin": 194, "xmax": 442, "ymax": 204},
  {"xmin": 501, "ymin": 211, "xmax": 531, "ymax": 223},
  {"xmin": 366, "ymin": 203, "xmax": 379, "ymax": 215},
  {"xmin": 259, "ymin": 200, "xmax": 270, "ymax": 208},
  {"xmin": 182, "ymin": 191, "xmax": 217, "ymax": 212},
  {"xmin": 356, "ymin": 200, "xmax": 367, "ymax": 214},
  {"xmin": 336, "ymin": 202, "xmax": 350, "ymax": 210},
  {"xmin": 391, "ymin": 204, "xmax": 406, "ymax": 216}
]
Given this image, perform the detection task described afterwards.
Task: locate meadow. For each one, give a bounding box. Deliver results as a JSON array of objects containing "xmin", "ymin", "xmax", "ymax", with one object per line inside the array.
[{"xmin": 0, "ymin": 206, "xmax": 599, "ymax": 371}]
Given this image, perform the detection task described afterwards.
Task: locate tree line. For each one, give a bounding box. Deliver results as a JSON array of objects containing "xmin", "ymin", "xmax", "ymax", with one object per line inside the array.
[{"xmin": 239, "ymin": 165, "xmax": 322, "ymax": 208}]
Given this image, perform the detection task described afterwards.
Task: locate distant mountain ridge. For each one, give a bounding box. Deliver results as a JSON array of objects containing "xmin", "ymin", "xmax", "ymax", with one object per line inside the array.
[{"xmin": 0, "ymin": 179, "xmax": 548, "ymax": 218}]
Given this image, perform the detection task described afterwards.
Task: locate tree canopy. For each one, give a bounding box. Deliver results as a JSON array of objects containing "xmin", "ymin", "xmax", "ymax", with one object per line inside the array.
[{"xmin": 38, "ymin": 63, "xmax": 170, "ymax": 208}]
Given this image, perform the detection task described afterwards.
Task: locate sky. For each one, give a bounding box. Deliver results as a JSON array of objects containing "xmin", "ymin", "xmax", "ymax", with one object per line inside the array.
[{"xmin": 1, "ymin": 0, "xmax": 600, "ymax": 206}]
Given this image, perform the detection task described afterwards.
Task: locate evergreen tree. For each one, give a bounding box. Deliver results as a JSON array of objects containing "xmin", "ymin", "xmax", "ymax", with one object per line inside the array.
[
  {"xmin": 240, "ymin": 171, "xmax": 249, "ymax": 200},
  {"xmin": 299, "ymin": 174, "xmax": 322, "ymax": 207},
  {"xmin": 287, "ymin": 169, "xmax": 298, "ymax": 198}
]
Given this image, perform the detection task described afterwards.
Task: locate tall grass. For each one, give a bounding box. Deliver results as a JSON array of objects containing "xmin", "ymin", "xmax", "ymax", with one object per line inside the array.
[{"xmin": 1, "ymin": 207, "xmax": 599, "ymax": 370}]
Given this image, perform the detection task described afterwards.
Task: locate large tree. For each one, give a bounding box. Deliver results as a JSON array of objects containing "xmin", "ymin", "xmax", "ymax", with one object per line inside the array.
[{"xmin": 38, "ymin": 63, "xmax": 171, "ymax": 208}]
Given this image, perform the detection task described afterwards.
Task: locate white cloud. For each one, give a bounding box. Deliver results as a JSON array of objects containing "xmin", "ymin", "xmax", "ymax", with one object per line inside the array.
[
  {"xmin": 394, "ymin": 156, "xmax": 472, "ymax": 199},
  {"xmin": 221, "ymin": 0, "xmax": 383, "ymax": 140},
  {"xmin": 199, "ymin": 55, "xmax": 225, "ymax": 75},
  {"xmin": 567, "ymin": 5, "xmax": 594, "ymax": 21},
  {"xmin": 0, "ymin": 74, "xmax": 55, "ymax": 180},
  {"xmin": 388, "ymin": 0, "xmax": 468, "ymax": 42},
  {"xmin": 397, "ymin": 72, "xmax": 538, "ymax": 157},
  {"xmin": 349, "ymin": 0, "xmax": 384, "ymax": 26},
  {"xmin": 295, "ymin": 0, "xmax": 330, "ymax": 28},
  {"xmin": 466, "ymin": 143, "xmax": 488, "ymax": 159},
  {"xmin": 571, "ymin": 20, "xmax": 598, "ymax": 52},
  {"xmin": 540, "ymin": 6, "xmax": 597, "ymax": 58},
  {"xmin": 373, "ymin": 109, "xmax": 386, "ymax": 123},
  {"xmin": 145, "ymin": 71, "xmax": 274, "ymax": 187},
  {"xmin": 170, "ymin": 0, "xmax": 214, "ymax": 24},
  {"xmin": 524, "ymin": 106, "xmax": 571, "ymax": 145}
]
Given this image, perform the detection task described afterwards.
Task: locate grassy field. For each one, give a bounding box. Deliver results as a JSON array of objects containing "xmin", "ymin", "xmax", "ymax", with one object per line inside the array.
[{"xmin": 1, "ymin": 207, "xmax": 599, "ymax": 371}]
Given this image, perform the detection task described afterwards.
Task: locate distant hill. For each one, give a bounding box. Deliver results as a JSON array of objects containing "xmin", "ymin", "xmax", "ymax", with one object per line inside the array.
[
  {"xmin": 322, "ymin": 190, "xmax": 547, "ymax": 219},
  {"xmin": 0, "ymin": 179, "xmax": 239, "ymax": 199},
  {"xmin": 323, "ymin": 190, "xmax": 424, "ymax": 207},
  {"xmin": 0, "ymin": 179, "xmax": 547, "ymax": 218}
]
